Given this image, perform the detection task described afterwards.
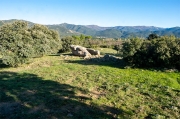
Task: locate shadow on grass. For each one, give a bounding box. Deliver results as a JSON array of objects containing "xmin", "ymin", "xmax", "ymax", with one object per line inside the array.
[
  {"xmin": 0, "ymin": 59, "xmax": 9, "ymax": 69},
  {"xmin": 0, "ymin": 64, "xmax": 10, "ymax": 69},
  {"xmin": 49, "ymin": 53, "xmax": 74, "ymax": 57},
  {"xmin": 65, "ymin": 57, "xmax": 127, "ymax": 69},
  {"xmin": 65, "ymin": 56, "xmax": 179, "ymax": 72},
  {"xmin": 0, "ymin": 71, "xmax": 126, "ymax": 119}
]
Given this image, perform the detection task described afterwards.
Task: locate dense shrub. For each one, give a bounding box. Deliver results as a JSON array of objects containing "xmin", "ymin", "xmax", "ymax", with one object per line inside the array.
[
  {"xmin": 0, "ymin": 21, "xmax": 61, "ymax": 67},
  {"xmin": 0, "ymin": 21, "xmax": 33, "ymax": 66},
  {"xmin": 122, "ymin": 36, "xmax": 180, "ymax": 69},
  {"xmin": 29, "ymin": 24, "xmax": 61, "ymax": 57},
  {"xmin": 60, "ymin": 36, "xmax": 79, "ymax": 52},
  {"xmin": 147, "ymin": 33, "xmax": 159, "ymax": 40}
]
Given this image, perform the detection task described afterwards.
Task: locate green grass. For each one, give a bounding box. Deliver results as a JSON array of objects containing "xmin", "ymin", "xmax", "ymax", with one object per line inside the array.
[
  {"xmin": 94, "ymin": 48, "xmax": 118, "ymax": 55},
  {"xmin": 0, "ymin": 54, "xmax": 179, "ymax": 119}
]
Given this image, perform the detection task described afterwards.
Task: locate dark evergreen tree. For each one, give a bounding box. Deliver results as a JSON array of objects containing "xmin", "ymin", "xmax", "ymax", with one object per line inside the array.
[{"xmin": 147, "ymin": 33, "xmax": 159, "ymax": 40}]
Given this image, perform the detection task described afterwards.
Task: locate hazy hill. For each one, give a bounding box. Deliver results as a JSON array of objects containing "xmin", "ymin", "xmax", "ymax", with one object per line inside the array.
[
  {"xmin": 96, "ymin": 29, "xmax": 123, "ymax": 38},
  {"xmin": 0, "ymin": 19, "xmax": 180, "ymax": 38},
  {"xmin": 114, "ymin": 26, "xmax": 163, "ymax": 32},
  {"xmin": 85, "ymin": 25, "xmax": 110, "ymax": 31},
  {"xmin": 0, "ymin": 19, "xmax": 35, "ymax": 27},
  {"xmin": 58, "ymin": 23, "xmax": 97, "ymax": 36},
  {"xmin": 47, "ymin": 24, "xmax": 81, "ymax": 37},
  {"xmin": 154, "ymin": 27, "xmax": 180, "ymax": 36}
]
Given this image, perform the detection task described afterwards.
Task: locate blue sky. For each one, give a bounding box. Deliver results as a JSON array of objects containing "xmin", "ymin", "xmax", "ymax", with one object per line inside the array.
[{"xmin": 0, "ymin": 0, "xmax": 179, "ymax": 27}]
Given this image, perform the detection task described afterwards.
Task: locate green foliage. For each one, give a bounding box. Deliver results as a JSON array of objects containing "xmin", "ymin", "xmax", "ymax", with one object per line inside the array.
[
  {"xmin": 60, "ymin": 36, "xmax": 78, "ymax": 52},
  {"xmin": 147, "ymin": 33, "xmax": 159, "ymax": 40},
  {"xmin": 122, "ymin": 36, "xmax": 180, "ymax": 69},
  {"xmin": 85, "ymin": 35, "xmax": 92, "ymax": 40},
  {"xmin": 80, "ymin": 34, "xmax": 85, "ymax": 40},
  {"xmin": 0, "ymin": 21, "xmax": 61, "ymax": 67},
  {"xmin": 122, "ymin": 38, "xmax": 143, "ymax": 57},
  {"xmin": 72, "ymin": 35, "xmax": 80, "ymax": 40},
  {"xmin": 0, "ymin": 21, "xmax": 33, "ymax": 67},
  {"xmin": 29, "ymin": 24, "xmax": 61, "ymax": 57}
]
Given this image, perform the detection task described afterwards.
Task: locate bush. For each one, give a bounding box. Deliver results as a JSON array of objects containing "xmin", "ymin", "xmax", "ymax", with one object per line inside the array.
[
  {"xmin": 122, "ymin": 36, "xmax": 180, "ymax": 69},
  {"xmin": 122, "ymin": 38, "xmax": 143, "ymax": 64},
  {"xmin": 0, "ymin": 21, "xmax": 33, "ymax": 66},
  {"xmin": 0, "ymin": 21, "xmax": 61, "ymax": 67},
  {"xmin": 60, "ymin": 36, "xmax": 78, "ymax": 52},
  {"xmin": 29, "ymin": 24, "xmax": 61, "ymax": 57}
]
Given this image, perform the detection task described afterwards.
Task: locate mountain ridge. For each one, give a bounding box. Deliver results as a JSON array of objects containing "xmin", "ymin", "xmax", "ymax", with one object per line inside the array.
[{"xmin": 0, "ymin": 19, "xmax": 180, "ymax": 38}]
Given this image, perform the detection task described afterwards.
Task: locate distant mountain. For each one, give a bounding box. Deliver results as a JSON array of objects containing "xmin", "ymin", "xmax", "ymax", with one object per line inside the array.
[
  {"xmin": 47, "ymin": 24, "xmax": 81, "ymax": 37},
  {"xmin": 154, "ymin": 27, "xmax": 180, "ymax": 36},
  {"xmin": 58, "ymin": 23, "xmax": 97, "ymax": 36},
  {"xmin": 96, "ymin": 29, "xmax": 123, "ymax": 38},
  {"xmin": 0, "ymin": 19, "xmax": 180, "ymax": 38},
  {"xmin": 85, "ymin": 25, "xmax": 110, "ymax": 31},
  {"xmin": 0, "ymin": 19, "xmax": 35, "ymax": 27},
  {"xmin": 114, "ymin": 26, "xmax": 163, "ymax": 32}
]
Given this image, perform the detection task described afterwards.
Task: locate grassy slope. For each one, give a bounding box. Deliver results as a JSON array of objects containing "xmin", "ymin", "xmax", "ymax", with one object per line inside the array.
[{"xmin": 0, "ymin": 51, "xmax": 180, "ymax": 118}]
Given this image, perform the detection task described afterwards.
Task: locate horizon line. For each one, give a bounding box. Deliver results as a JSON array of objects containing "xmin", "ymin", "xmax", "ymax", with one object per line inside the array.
[{"xmin": 0, "ymin": 19, "xmax": 180, "ymax": 28}]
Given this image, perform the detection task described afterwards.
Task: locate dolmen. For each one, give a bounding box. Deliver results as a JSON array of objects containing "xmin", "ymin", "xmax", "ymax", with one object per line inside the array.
[{"xmin": 70, "ymin": 45, "xmax": 100, "ymax": 59}]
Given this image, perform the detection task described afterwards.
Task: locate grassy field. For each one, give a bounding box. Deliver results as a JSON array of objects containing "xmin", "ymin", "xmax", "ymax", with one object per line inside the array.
[{"xmin": 0, "ymin": 49, "xmax": 180, "ymax": 119}]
